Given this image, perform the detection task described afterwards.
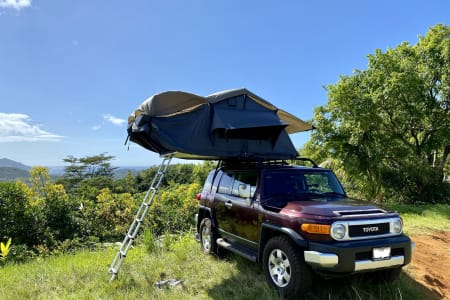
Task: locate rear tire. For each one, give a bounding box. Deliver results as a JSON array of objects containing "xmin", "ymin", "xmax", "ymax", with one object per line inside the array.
[
  {"xmin": 199, "ymin": 218, "xmax": 217, "ymax": 255},
  {"xmin": 263, "ymin": 236, "xmax": 313, "ymax": 299}
]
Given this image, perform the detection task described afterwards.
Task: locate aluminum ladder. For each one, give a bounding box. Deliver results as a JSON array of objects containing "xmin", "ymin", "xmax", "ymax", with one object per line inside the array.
[{"xmin": 108, "ymin": 155, "xmax": 173, "ymax": 282}]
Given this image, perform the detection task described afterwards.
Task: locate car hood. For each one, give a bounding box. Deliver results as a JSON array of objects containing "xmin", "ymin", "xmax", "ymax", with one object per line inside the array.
[{"xmin": 279, "ymin": 197, "xmax": 389, "ymax": 218}]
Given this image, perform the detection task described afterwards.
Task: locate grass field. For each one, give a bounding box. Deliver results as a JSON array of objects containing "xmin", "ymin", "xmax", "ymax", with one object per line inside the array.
[
  {"xmin": 0, "ymin": 204, "xmax": 448, "ymax": 300},
  {"xmin": 385, "ymin": 203, "xmax": 450, "ymax": 234}
]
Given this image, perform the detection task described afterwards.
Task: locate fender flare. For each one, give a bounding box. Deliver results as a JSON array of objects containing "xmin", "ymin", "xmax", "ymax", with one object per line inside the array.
[{"xmin": 259, "ymin": 222, "xmax": 308, "ymax": 261}]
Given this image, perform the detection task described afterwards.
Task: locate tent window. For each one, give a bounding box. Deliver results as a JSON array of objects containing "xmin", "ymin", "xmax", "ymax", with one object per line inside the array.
[{"xmin": 215, "ymin": 125, "xmax": 285, "ymax": 141}]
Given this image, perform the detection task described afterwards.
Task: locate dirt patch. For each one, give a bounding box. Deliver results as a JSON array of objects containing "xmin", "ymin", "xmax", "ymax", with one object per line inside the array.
[{"xmin": 407, "ymin": 231, "xmax": 450, "ymax": 299}]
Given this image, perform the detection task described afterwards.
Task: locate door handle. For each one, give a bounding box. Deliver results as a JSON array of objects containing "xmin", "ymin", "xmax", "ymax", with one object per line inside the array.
[{"xmin": 225, "ymin": 201, "xmax": 233, "ymax": 208}]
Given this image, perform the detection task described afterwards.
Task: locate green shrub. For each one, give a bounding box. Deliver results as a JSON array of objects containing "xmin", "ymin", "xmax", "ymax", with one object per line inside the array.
[
  {"xmin": 143, "ymin": 229, "xmax": 158, "ymax": 253},
  {"xmin": 7, "ymin": 244, "xmax": 36, "ymax": 263},
  {"xmin": 87, "ymin": 188, "xmax": 137, "ymax": 241},
  {"xmin": 145, "ymin": 183, "xmax": 200, "ymax": 235},
  {"xmin": 0, "ymin": 181, "xmax": 46, "ymax": 246}
]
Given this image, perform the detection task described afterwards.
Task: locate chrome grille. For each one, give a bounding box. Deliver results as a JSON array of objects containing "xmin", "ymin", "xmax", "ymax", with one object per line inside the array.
[
  {"xmin": 330, "ymin": 218, "xmax": 402, "ymax": 241},
  {"xmin": 348, "ymin": 222, "xmax": 390, "ymax": 237}
]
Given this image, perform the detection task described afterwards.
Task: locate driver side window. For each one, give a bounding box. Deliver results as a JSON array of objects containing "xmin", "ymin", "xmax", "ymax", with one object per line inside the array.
[{"xmin": 231, "ymin": 172, "xmax": 257, "ymax": 199}]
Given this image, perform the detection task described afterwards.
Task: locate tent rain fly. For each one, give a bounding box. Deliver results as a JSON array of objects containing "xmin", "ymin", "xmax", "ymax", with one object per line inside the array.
[{"xmin": 127, "ymin": 88, "xmax": 313, "ymax": 160}]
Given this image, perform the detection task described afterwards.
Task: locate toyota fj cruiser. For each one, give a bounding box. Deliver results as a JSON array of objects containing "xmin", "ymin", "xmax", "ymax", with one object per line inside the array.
[{"xmin": 195, "ymin": 159, "xmax": 414, "ymax": 298}]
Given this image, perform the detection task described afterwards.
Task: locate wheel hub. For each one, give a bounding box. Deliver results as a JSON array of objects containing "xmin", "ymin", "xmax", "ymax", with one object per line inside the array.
[{"xmin": 268, "ymin": 249, "xmax": 291, "ymax": 287}]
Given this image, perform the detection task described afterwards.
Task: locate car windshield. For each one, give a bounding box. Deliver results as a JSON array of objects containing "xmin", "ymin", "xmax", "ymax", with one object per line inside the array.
[{"xmin": 262, "ymin": 170, "xmax": 345, "ymax": 201}]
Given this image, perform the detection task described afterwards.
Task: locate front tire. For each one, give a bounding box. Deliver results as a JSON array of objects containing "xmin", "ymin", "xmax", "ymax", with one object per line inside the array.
[
  {"xmin": 199, "ymin": 218, "xmax": 217, "ymax": 255},
  {"xmin": 263, "ymin": 236, "xmax": 313, "ymax": 298}
]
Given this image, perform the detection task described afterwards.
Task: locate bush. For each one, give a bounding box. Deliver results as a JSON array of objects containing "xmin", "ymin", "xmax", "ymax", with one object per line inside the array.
[
  {"xmin": 0, "ymin": 178, "xmax": 82, "ymax": 261},
  {"xmin": 145, "ymin": 183, "xmax": 200, "ymax": 235},
  {"xmin": 85, "ymin": 188, "xmax": 137, "ymax": 241},
  {"xmin": 0, "ymin": 181, "xmax": 46, "ymax": 246},
  {"xmin": 0, "ymin": 163, "xmax": 206, "ymax": 262}
]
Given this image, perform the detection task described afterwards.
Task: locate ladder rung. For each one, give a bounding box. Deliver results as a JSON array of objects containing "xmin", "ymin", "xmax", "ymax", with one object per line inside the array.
[{"xmin": 109, "ymin": 155, "xmax": 173, "ymax": 282}]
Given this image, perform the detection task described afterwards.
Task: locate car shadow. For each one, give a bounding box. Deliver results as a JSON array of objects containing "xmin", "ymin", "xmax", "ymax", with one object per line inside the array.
[{"xmin": 205, "ymin": 253, "xmax": 441, "ymax": 300}]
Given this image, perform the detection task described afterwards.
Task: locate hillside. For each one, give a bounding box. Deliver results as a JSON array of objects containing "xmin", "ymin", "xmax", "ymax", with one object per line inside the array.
[
  {"xmin": 0, "ymin": 158, "xmax": 148, "ymax": 181},
  {"xmin": 0, "ymin": 167, "xmax": 29, "ymax": 181},
  {"xmin": 0, "ymin": 158, "xmax": 31, "ymax": 170}
]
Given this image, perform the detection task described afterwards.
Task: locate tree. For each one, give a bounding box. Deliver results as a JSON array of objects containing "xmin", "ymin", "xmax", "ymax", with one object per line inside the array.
[
  {"xmin": 303, "ymin": 24, "xmax": 450, "ymax": 203},
  {"xmin": 136, "ymin": 161, "xmax": 214, "ymax": 192},
  {"xmin": 59, "ymin": 153, "xmax": 117, "ymax": 192},
  {"xmin": 113, "ymin": 171, "xmax": 138, "ymax": 194},
  {"xmin": 29, "ymin": 166, "xmax": 50, "ymax": 197}
]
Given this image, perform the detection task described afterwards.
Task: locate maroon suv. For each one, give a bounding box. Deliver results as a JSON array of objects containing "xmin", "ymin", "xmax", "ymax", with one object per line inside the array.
[{"xmin": 196, "ymin": 159, "xmax": 413, "ymax": 298}]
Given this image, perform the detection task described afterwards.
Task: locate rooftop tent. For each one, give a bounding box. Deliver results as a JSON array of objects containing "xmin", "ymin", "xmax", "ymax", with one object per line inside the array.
[{"xmin": 127, "ymin": 88, "xmax": 313, "ymax": 160}]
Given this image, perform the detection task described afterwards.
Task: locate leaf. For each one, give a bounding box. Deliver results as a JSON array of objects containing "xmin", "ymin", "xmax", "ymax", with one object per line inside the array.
[{"xmin": 0, "ymin": 238, "xmax": 12, "ymax": 258}]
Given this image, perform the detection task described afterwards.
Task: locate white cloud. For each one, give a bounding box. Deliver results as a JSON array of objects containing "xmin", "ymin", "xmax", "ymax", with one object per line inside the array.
[
  {"xmin": 0, "ymin": 113, "xmax": 63, "ymax": 142},
  {"xmin": 0, "ymin": 0, "xmax": 31, "ymax": 10},
  {"xmin": 103, "ymin": 114, "xmax": 126, "ymax": 126}
]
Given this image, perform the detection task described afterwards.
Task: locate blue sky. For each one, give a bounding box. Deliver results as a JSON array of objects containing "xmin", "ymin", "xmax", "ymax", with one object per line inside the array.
[{"xmin": 1, "ymin": 0, "xmax": 449, "ymax": 167}]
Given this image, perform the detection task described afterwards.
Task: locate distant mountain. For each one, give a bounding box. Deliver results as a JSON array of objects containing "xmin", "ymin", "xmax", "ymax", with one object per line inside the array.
[
  {"xmin": 0, "ymin": 158, "xmax": 31, "ymax": 170},
  {"xmin": 0, "ymin": 167, "xmax": 29, "ymax": 181},
  {"xmin": 0, "ymin": 158, "xmax": 149, "ymax": 181},
  {"xmin": 0, "ymin": 159, "xmax": 31, "ymax": 181},
  {"xmin": 114, "ymin": 166, "xmax": 148, "ymax": 179}
]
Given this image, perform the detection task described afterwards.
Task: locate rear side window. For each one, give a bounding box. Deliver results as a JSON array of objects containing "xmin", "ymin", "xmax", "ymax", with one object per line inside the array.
[
  {"xmin": 218, "ymin": 172, "xmax": 233, "ymax": 194},
  {"xmin": 202, "ymin": 171, "xmax": 215, "ymax": 192},
  {"xmin": 217, "ymin": 171, "xmax": 257, "ymax": 199}
]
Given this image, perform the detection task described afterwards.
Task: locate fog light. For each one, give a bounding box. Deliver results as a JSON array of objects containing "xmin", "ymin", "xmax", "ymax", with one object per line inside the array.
[{"xmin": 331, "ymin": 223, "xmax": 346, "ymax": 240}]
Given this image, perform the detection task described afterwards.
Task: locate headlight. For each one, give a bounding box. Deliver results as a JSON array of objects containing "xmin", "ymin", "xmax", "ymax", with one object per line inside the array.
[
  {"xmin": 331, "ymin": 223, "xmax": 346, "ymax": 240},
  {"xmin": 392, "ymin": 218, "xmax": 403, "ymax": 234}
]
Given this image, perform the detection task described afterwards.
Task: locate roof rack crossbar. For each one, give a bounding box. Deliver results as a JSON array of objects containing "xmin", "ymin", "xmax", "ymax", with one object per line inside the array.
[{"xmin": 219, "ymin": 157, "xmax": 318, "ymax": 168}]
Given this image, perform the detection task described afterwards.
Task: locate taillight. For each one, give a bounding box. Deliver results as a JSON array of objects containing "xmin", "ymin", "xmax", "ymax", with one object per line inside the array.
[{"xmin": 196, "ymin": 193, "xmax": 202, "ymax": 201}]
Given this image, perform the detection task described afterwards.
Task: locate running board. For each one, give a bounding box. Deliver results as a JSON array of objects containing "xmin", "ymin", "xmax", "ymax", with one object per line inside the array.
[{"xmin": 216, "ymin": 238, "xmax": 258, "ymax": 262}]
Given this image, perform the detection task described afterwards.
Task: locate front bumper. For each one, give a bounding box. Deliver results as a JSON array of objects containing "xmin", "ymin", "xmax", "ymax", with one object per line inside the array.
[{"xmin": 304, "ymin": 235, "xmax": 413, "ymax": 273}]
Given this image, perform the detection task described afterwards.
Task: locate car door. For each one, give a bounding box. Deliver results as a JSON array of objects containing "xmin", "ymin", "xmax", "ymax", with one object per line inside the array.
[
  {"xmin": 214, "ymin": 170, "xmax": 259, "ymax": 249},
  {"xmin": 214, "ymin": 171, "xmax": 235, "ymax": 235}
]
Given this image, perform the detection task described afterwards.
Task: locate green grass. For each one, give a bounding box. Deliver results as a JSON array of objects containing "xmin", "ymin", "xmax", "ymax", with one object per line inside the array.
[
  {"xmin": 384, "ymin": 203, "xmax": 450, "ymax": 234},
  {"xmin": 1, "ymin": 205, "xmax": 449, "ymax": 299},
  {"xmin": 0, "ymin": 234, "xmax": 437, "ymax": 300},
  {"xmin": 0, "ymin": 234, "xmax": 277, "ymax": 300}
]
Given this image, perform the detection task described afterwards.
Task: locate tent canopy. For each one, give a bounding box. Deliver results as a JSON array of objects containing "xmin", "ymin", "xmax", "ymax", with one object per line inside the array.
[{"xmin": 127, "ymin": 88, "xmax": 313, "ymax": 160}]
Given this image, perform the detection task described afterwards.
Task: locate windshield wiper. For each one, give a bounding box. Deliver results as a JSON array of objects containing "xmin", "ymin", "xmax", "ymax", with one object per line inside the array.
[
  {"xmin": 300, "ymin": 191, "xmax": 346, "ymax": 200},
  {"xmin": 323, "ymin": 191, "xmax": 346, "ymax": 197},
  {"xmin": 301, "ymin": 192, "xmax": 327, "ymax": 199}
]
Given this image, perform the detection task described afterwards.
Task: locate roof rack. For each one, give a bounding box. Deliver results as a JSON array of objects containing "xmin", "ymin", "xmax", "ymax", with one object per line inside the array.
[
  {"xmin": 292, "ymin": 157, "xmax": 318, "ymax": 168},
  {"xmin": 220, "ymin": 157, "xmax": 318, "ymax": 169}
]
